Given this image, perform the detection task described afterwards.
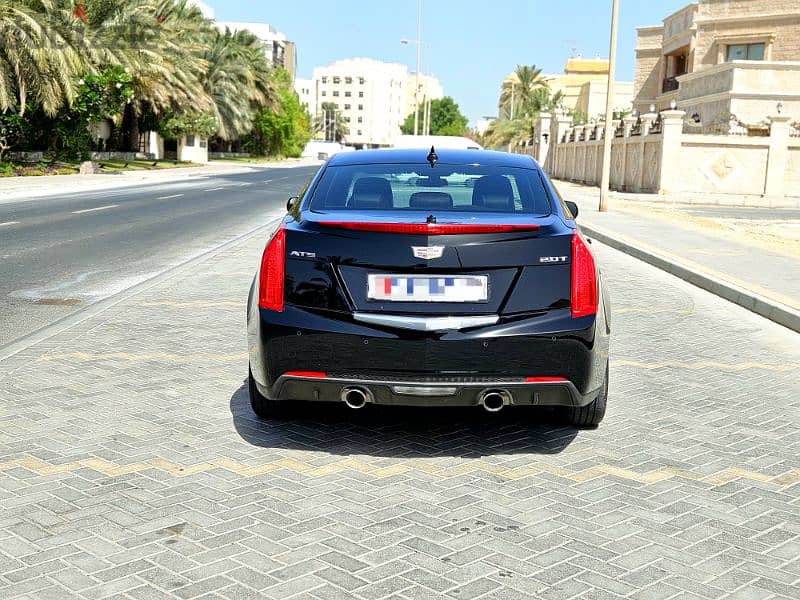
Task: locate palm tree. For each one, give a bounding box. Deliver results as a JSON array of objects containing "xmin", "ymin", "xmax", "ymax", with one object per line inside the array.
[
  {"xmin": 313, "ymin": 102, "xmax": 347, "ymax": 142},
  {"xmin": 202, "ymin": 28, "xmax": 276, "ymax": 140},
  {"xmin": 0, "ymin": 0, "xmax": 87, "ymax": 116},
  {"xmin": 482, "ymin": 85, "xmax": 566, "ymax": 150},
  {"xmin": 81, "ymin": 0, "xmax": 212, "ymax": 114},
  {"xmin": 499, "ymin": 65, "xmax": 548, "ymax": 120}
]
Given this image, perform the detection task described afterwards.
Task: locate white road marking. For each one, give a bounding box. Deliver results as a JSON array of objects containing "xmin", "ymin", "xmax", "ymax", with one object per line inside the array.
[
  {"xmin": 72, "ymin": 205, "xmax": 119, "ymax": 214},
  {"xmin": 157, "ymin": 194, "xmax": 184, "ymax": 200},
  {"xmin": 264, "ymin": 180, "xmax": 272, "ymax": 183},
  {"xmin": 205, "ymin": 187, "xmax": 224, "ymax": 191},
  {"xmin": 236, "ymin": 183, "xmax": 252, "ymax": 187},
  {"xmin": 0, "ymin": 221, "xmax": 20, "ymax": 227}
]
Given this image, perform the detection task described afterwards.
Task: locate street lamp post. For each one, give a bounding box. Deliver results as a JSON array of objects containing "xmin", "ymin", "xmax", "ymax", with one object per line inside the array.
[
  {"xmin": 401, "ymin": 1, "xmax": 423, "ymax": 136},
  {"xmin": 599, "ymin": 0, "xmax": 619, "ymax": 212},
  {"xmin": 414, "ymin": 0, "xmax": 421, "ymax": 135}
]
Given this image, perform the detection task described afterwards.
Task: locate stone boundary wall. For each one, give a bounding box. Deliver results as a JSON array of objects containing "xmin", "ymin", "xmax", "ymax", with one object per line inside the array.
[{"xmin": 527, "ymin": 110, "xmax": 798, "ymax": 203}]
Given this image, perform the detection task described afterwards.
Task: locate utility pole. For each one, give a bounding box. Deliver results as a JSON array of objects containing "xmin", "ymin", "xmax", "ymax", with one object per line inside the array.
[
  {"xmin": 414, "ymin": 0, "xmax": 422, "ymax": 135},
  {"xmin": 599, "ymin": 0, "xmax": 619, "ymax": 212}
]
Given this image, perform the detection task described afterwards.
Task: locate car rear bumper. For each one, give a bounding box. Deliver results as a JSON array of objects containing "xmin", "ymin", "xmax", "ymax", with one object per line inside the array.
[{"xmin": 257, "ymin": 372, "xmax": 598, "ymax": 408}]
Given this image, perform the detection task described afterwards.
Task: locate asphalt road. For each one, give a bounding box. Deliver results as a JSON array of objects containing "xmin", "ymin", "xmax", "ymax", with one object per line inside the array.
[{"xmin": 0, "ymin": 165, "xmax": 320, "ymax": 346}]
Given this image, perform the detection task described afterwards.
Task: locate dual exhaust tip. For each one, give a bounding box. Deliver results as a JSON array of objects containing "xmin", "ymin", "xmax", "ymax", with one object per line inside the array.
[
  {"xmin": 480, "ymin": 389, "xmax": 511, "ymax": 413},
  {"xmin": 340, "ymin": 386, "xmax": 511, "ymax": 412},
  {"xmin": 340, "ymin": 387, "xmax": 372, "ymax": 410}
]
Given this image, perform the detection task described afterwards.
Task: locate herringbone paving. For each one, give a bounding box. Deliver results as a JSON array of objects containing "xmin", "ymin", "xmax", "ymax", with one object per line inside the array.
[{"xmin": 0, "ymin": 234, "xmax": 798, "ymax": 599}]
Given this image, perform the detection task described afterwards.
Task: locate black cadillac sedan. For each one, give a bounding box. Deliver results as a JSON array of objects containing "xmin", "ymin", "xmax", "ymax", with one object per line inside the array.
[{"xmin": 247, "ymin": 148, "xmax": 611, "ymax": 426}]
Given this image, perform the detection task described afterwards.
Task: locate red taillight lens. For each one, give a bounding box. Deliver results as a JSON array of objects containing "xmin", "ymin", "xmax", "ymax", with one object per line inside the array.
[
  {"xmin": 317, "ymin": 222, "xmax": 540, "ymax": 234},
  {"xmin": 284, "ymin": 371, "xmax": 327, "ymax": 378},
  {"xmin": 570, "ymin": 232, "xmax": 598, "ymax": 318},
  {"xmin": 258, "ymin": 226, "xmax": 286, "ymax": 311},
  {"xmin": 524, "ymin": 376, "xmax": 568, "ymax": 383}
]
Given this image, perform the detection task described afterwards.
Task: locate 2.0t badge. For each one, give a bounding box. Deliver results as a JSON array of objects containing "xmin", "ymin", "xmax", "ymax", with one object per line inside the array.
[{"xmin": 412, "ymin": 246, "xmax": 444, "ymax": 260}]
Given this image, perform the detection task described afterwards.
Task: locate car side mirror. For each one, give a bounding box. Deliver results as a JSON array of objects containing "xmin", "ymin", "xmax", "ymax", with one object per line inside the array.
[
  {"xmin": 565, "ymin": 200, "xmax": 579, "ymax": 219},
  {"xmin": 287, "ymin": 196, "xmax": 299, "ymax": 211}
]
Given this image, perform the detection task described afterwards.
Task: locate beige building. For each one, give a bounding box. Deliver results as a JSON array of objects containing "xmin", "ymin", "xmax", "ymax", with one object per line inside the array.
[
  {"xmin": 501, "ymin": 58, "xmax": 633, "ymax": 119},
  {"xmin": 634, "ymin": 0, "xmax": 800, "ymax": 124}
]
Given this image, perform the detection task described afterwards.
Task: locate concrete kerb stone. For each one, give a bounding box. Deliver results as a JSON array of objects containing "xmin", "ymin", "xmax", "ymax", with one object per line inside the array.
[{"xmin": 582, "ymin": 223, "xmax": 800, "ymax": 334}]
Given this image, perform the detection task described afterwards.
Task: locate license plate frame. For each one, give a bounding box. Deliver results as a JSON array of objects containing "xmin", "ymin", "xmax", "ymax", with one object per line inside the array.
[{"xmin": 367, "ymin": 274, "xmax": 489, "ymax": 303}]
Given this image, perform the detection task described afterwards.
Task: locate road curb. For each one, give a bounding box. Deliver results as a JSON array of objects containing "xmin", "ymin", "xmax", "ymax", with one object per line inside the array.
[
  {"xmin": 0, "ymin": 219, "xmax": 280, "ymax": 363},
  {"xmin": 581, "ymin": 223, "xmax": 800, "ymax": 334}
]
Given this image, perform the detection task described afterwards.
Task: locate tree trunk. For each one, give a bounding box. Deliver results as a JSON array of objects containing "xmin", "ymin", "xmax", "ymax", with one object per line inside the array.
[{"xmin": 126, "ymin": 104, "xmax": 140, "ymax": 153}]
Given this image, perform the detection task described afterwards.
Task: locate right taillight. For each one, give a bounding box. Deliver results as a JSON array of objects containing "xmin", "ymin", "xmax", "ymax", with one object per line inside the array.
[
  {"xmin": 570, "ymin": 232, "xmax": 598, "ymax": 318},
  {"xmin": 258, "ymin": 225, "xmax": 286, "ymax": 311}
]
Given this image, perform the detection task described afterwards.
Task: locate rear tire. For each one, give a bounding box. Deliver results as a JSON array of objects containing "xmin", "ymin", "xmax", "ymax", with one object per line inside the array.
[
  {"xmin": 248, "ymin": 368, "xmax": 288, "ymax": 420},
  {"xmin": 566, "ymin": 364, "xmax": 608, "ymax": 428}
]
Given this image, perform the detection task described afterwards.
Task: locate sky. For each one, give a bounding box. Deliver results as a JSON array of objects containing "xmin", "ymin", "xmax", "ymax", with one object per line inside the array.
[{"xmin": 202, "ymin": 1, "xmax": 689, "ymax": 126}]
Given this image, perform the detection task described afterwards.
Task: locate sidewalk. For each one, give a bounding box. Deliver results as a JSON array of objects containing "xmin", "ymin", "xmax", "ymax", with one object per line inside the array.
[
  {"xmin": 555, "ymin": 180, "xmax": 800, "ymax": 332},
  {"xmin": 0, "ymin": 157, "xmax": 321, "ymax": 202}
]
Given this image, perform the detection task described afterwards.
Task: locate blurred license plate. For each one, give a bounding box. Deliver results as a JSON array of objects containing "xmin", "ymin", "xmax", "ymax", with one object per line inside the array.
[{"xmin": 368, "ymin": 274, "xmax": 488, "ymax": 302}]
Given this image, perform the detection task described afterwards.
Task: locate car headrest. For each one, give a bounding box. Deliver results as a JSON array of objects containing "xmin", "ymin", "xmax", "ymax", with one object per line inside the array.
[
  {"xmin": 472, "ymin": 175, "xmax": 515, "ymax": 211},
  {"xmin": 348, "ymin": 177, "xmax": 393, "ymax": 209},
  {"xmin": 409, "ymin": 191, "xmax": 454, "ymax": 210}
]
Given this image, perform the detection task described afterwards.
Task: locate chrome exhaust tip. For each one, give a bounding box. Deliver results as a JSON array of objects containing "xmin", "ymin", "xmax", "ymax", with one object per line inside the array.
[
  {"xmin": 341, "ymin": 387, "xmax": 371, "ymax": 409},
  {"xmin": 480, "ymin": 390, "xmax": 511, "ymax": 413}
]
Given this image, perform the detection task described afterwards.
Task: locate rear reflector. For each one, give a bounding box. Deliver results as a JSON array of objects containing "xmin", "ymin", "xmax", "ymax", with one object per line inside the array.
[
  {"xmin": 524, "ymin": 376, "xmax": 568, "ymax": 383},
  {"xmin": 258, "ymin": 225, "xmax": 286, "ymax": 311},
  {"xmin": 570, "ymin": 232, "xmax": 598, "ymax": 318},
  {"xmin": 317, "ymin": 222, "xmax": 540, "ymax": 235},
  {"xmin": 284, "ymin": 371, "xmax": 327, "ymax": 378}
]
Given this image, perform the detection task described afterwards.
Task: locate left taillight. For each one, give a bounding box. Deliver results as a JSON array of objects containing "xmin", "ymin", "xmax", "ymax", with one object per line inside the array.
[
  {"xmin": 258, "ymin": 225, "xmax": 286, "ymax": 311},
  {"xmin": 570, "ymin": 232, "xmax": 598, "ymax": 318}
]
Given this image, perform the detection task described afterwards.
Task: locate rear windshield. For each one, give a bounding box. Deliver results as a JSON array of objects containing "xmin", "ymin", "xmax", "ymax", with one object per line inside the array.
[{"xmin": 308, "ymin": 163, "xmax": 552, "ymax": 215}]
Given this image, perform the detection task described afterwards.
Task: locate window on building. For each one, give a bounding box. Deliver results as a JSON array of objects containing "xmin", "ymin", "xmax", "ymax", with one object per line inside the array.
[
  {"xmin": 345, "ymin": 77, "xmax": 352, "ymax": 84},
  {"xmin": 357, "ymin": 130, "xmax": 363, "ymax": 135},
  {"xmin": 358, "ymin": 104, "xmax": 363, "ymax": 110},
  {"xmin": 345, "ymin": 116, "xmax": 351, "ymax": 122},
  {"xmin": 359, "ymin": 77, "xmax": 365, "ymax": 85},
  {"xmin": 321, "ymin": 77, "xmax": 327, "ymax": 84},
  {"xmin": 344, "ymin": 104, "xmax": 351, "ymax": 110},
  {"xmin": 321, "ymin": 90, "xmax": 326, "ymax": 96},
  {"xmin": 358, "ymin": 91, "xmax": 364, "ymax": 98},
  {"xmin": 345, "ymin": 91, "xmax": 351, "ymax": 97},
  {"xmin": 333, "ymin": 76, "xmax": 340, "ymax": 84},
  {"xmin": 185, "ymin": 135, "xmax": 195, "ymax": 147},
  {"xmin": 333, "ymin": 91, "xmax": 339, "ymax": 97},
  {"xmin": 726, "ymin": 43, "xmax": 765, "ymax": 61},
  {"xmin": 357, "ymin": 117, "xmax": 363, "ymax": 123}
]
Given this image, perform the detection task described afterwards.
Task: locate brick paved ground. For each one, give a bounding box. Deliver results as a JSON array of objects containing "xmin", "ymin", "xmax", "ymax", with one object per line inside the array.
[{"xmin": 1, "ymin": 231, "xmax": 799, "ymax": 599}]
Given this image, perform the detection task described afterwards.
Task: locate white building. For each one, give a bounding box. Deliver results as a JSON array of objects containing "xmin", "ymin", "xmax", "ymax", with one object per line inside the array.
[
  {"xmin": 216, "ymin": 22, "xmax": 296, "ymax": 79},
  {"xmin": 294, "ymin": 78, "xmax": 314, "ymax": 114},
  {"xmin": 307, "ymin": 58, "xmax": 411, "ymax": 148},
  {"xmin": 404, "ymin": 73, "xmax": 444, "ymax": 120}
]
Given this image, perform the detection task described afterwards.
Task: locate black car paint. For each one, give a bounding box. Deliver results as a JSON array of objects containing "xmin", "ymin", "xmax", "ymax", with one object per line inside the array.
[{"xmin": 247, "ymin": 150, "xmax": 610, "ymax": 408}]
